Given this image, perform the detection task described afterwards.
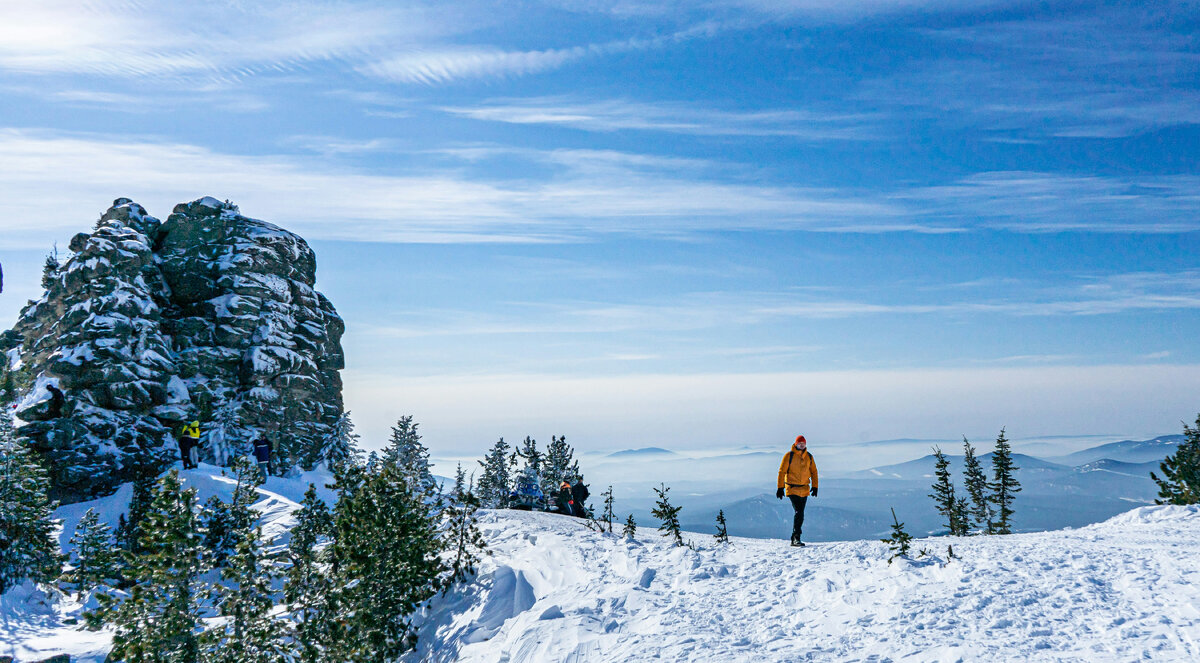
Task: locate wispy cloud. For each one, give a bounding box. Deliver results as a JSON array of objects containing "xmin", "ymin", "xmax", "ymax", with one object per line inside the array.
[
  {"xmin": 2, "ymin": 130, "xmax": 1199, "ymax": 251},
  {"xmin": 359, "ymin": 25, "xmax": 712, "ymax": 85},
  {"xmin": 441, "ymin": 97, "xmax": 879, "ymax": 138}
]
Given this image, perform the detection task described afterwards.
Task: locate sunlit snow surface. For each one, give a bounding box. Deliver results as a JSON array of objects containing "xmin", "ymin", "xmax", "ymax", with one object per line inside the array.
[{"xmin": 3, "ymin": 463, "xmax": 1198, "ymax": 662}]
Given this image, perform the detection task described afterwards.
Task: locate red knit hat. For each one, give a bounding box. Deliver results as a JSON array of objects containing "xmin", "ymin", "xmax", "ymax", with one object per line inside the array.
[{"xmin": 794, "ymin": 435, "xmax": 806, "ymax": 446}]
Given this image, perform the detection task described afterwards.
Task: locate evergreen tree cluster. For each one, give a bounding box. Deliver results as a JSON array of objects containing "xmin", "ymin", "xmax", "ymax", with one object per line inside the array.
[
  {"xmin": 78, "ymin": 415, "xmax": 488, "ymax": 662},
  {"xmin": 0, "ymin": 412, "xmax": 62, "ymax": 594},
  {"xmin": 476, "ymin": 433, "xmax": 589, "ymax": 513},
  {"xmin": 926, "ymin": 428, "xmax": 1022, "ymax": 536}
]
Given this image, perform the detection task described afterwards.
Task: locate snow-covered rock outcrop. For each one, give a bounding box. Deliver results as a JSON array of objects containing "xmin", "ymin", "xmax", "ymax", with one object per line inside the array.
[{"xmin": 1, "ymin": 197, "xmax": 344, "ymax": 501}]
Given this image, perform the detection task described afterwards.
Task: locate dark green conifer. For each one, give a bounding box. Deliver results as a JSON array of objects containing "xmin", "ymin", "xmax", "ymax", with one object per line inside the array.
[
  {"xmin": 96, "ymin": 470, "xmax": 204, "ymax": 663},
  {"xmin": 650, "ymin": 483, "xmax": 684, "ymax": 547},
  {"xmin": 989, "ymin": 428, "xmax": 1021, "ymax": 534},
  {"xmin": 714, "ymin": 509, "xmax": 729, "ymax": 544},
  {"xmin": 601, "ymin": 486, "xmax": 615, "ymax": 533},
  {"xmin": 476, "ymin": 437, "xmax": 513, "ymax": 508},
  {"xmin": 961, "ymin": 436, "xmax": 992, "ymax": 534},
  {"xmin": 929, "ymin": 446, "xmax": 965, "ymax": 535},
  {"xmin": 66, "ymin": 508, "xmax": 120, "ymax": 598},
  {"xmin": 622, "ymin": 514, "xmax": 637, "ymax": 539},
  {"xmin": 1151, "ymin": 414, "xmax": 1200, "ymax": 505},
  {"xmin": 881, "ymin": 507, "xmax": 913, "ymax": 564},
  {"xmin": 0, "ymin": 415, "xmax": 62, "ymax": 593},
  {"xmin": 285, "ymin": 484, "xmax": 334, "ymax": 663},
  {"xmin": 443, "ymin": 464, "xmax": 488, "ymax": 589}
]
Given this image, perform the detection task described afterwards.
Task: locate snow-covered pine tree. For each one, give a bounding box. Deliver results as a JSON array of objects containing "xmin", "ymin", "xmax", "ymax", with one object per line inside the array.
[
  {"xmin": 541, "ymin": 435, "xmax": 580, "ymax": 497},
  {"xmin": 327, "ymin": 461, "xmax": 445, "ymax": 661},
  {"xmin": 651, "ymin": 483, "xmax": 684, "ymax": 547},
  {"xmin": 41, "ymin": 249, "xmax": 59, "ymax": 290},
  {"xmin": 116, "ymin": 464, "xmax": 157, "ymax": 555},
  {"xmin": 96, "ymin": 470, "xmax": 205, "ymax": 663},
  {"xmin": 929, "ymin": 446, "xmax": 965, "ymax": 536},
  {"xmin": 623, "ymin": 514, "xmax": 637, "ymax": 539},
  {"xmin": 383, "ymin": 415, "xmax": 437, "ymax": 498},
  {"xmin": 988, "ymin": 428, "xmax": 1021, "ymax": 534},
  {"xmin": 442, "ymin": 464, "xmax": 488, "ymax": 589},
  {"xmin": 601, "ymin": 486, "xmax": 615, "ymax": 533},
  {"xmin": 961, "ymin": 436, "xmax": 992, "ymax": 534},
  {"xmin": 201, "ymin": 502, "xmax": 286, "ymax": 663},
  {"xmin": 0, "ymin": 414, "xmax": 62, "ymax": 594},
  {"xmin": 200, "ymin": 458, "xmax": 261, "ymax": 569},
  {"xmin": 515, "ymin": 435, "xmax": 542, "ymax": 483},
  {"xmin": 66, "ymin": 508, "xmax": 120, "ymax": 598},
  {"xmin": 285, "ymin": 484, "xmax": 334, "ymax": 663},
  {"xmin": 1151, "ymin": 413, "xmax": 1200, "ymax": 505},
  {"xmin": 476, "ymin": 437, "xmax": 513, "ymax": 508},
  {"xmin": 714, "ymin": 509, "xmax": 729, "ymax": 544},
  {"xmin": 881, "ymin": 507, "xmax": 913, "ymax": 564},
  {"xmin": 307, "ymin": 411, "xmax": 361, "ymax": 471}
]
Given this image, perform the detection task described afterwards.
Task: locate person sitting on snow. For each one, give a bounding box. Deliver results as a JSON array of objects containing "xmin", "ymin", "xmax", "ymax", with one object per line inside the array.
[
  {"xmin": 569, "ymin": 478, "xmax": 589, "ymax": 518},
  {"xmin": 776, "ymin": 434, "xmax": 819, "ymax": 547},
  {"xmin": 555, "ymin": 480, "xmax": 575, "ymax": 515}
]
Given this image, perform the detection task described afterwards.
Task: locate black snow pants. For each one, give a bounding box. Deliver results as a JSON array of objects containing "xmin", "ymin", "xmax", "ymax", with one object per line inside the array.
[{"xmin": 788, "ymin": 495, "xmax": 808, "ymax": 541}]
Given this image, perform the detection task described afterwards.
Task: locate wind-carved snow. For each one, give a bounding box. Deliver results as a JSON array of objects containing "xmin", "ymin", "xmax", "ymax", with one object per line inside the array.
[{"xmin": 410, "ymin": 506, "xmax": 1200, "ymax": 662}]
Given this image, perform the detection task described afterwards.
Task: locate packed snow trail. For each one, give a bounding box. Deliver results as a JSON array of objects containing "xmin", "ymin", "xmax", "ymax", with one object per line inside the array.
[{"xmin": 409, "ymin": 506, "xmax": 1200, "ymax": 662}]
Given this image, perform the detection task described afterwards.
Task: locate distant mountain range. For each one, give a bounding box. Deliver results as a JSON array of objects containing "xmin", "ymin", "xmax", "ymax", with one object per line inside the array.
[
  {"xmin": 605, "ymin": 447, "xmax": 680, "ymax": 459},
  {"xmin": 623, "ymin": 435, "xmax": 1181, "ymax": 543}
]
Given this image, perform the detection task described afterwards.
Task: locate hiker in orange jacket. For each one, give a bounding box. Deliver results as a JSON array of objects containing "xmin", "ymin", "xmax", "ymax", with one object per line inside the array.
[{"xmin": 777, "ymin": 435, "xmax": 819, "ymax": 547}]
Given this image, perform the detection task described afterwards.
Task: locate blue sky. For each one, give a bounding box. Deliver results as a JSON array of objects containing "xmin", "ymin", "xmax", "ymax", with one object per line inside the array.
[{"xmin": 1, "ymin": 0, "xmax": 1198, "ymax": 457}]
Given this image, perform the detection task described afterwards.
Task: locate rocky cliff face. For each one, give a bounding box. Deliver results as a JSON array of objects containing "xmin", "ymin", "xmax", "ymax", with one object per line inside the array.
[{"xmin": 1, "ymin": 197, "xmax": 345, "ymax": 502}]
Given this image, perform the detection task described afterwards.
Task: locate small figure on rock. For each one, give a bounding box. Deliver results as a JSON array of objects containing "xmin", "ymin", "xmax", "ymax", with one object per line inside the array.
[
  {"xmin": 45, "ymin": 384, "xmax": 65, "ymax": 418},
  {"xmin": 252, "ymin": 433, "xmax": 273, "ymax": 477},
  {"xmin": 776, "ymin": 434, "xmax": 819, "ymax": 547},
  {"xmin": 178, "ymin": 420, "xmax": 201, "ymax": 470}
]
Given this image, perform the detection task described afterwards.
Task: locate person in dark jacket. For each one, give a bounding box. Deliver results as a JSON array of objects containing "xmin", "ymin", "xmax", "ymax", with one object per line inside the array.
[
  {"xmin": 252, "ymin": 434, "xmax": 273, "ymax": 477},
  {"xmin": 569, "ymin": 479, "xmax": 589, "ymax": 518},
  {"xmin": 178, "ymin": 420, "xmax": 201, "ymax": 469},
  {"xmin": 45, "ymin": 384, "xmax": 65, "ymax": 418},
  {"xmin": 554, "ymin": 480, "xmax": 574, "ymax": 515}
]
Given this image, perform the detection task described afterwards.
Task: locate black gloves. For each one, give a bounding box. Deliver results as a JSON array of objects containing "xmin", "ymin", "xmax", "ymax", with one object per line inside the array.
[
  {"xmin": 811, "ymin": 487, "xmax": 818, "ymax": 498},
  {"xmin": 776, "ymin": 487, "xmax": 784, "ymax": 499}
]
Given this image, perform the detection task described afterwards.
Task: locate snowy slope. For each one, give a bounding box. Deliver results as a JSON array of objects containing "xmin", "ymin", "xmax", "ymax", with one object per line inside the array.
[
  {"xmin": 410, "ymin": 506, "xmax": 1200, "ymax": 662},
  {"xmin": 5, "ymin": 465, "xmax": 1199, "ymax": 662}
]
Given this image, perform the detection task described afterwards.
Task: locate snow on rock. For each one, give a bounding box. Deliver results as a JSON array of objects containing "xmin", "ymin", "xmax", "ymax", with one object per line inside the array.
[
  {"xmin": 0, "ymin": 197, "xmax": 345, "ymax": 501},
  {"xmin": 408, "ymin": 506, "xmax": 1200, "ymax": 662}
]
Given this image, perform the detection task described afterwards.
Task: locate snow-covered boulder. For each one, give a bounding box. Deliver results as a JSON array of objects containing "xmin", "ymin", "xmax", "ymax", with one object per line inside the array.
[{"xmin": 1, "ymin": 198, "xmax": 345, "ymax": 502}]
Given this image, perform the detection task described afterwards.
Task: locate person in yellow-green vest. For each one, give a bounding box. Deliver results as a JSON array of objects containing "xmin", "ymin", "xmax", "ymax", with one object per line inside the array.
[
  {"xmin": 178, "ymin": 420, "xmax": 201, "ymax": 469},
  {"xmin": 776, "ymin": 435, "xmax": 818, "ymax": 547}
]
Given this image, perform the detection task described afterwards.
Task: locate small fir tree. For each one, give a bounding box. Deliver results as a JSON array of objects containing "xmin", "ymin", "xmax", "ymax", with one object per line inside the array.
[
  {"xmin": 1151, "ymin": 414, "xmax": 1200, "ymax": 505},
  {"xmin": 285, "ymin": 484, "xmax": 334, "ymax": 663},
  {"xmin": 714, "ymin": 509, "xmax": 730, "ymax": 544},
  {"xmin": 988, "ymin": 428, "xmax": 1022, "ymax": 534},
  {"xmin": 200, "ymin": 458, "xmax": 261, "ymax": 568},
  {"xmin": 601, "ymin": 486, "xmax": 615, "ymax": 534},
  {"xmin": 622, "ymin": 514, "xmax": 637, "ymax": 539},
  {"xmin": 117, "ymin": 458, "xmax": 159, "ymax": 554},
  {"xmin": 514, "ymin": 436, "xmax": 542, "ymax": 486},
  {"xmin": 881, "ymin": 507, "xmax": 913, "ymax": 564},
  {"xmin": 476, "ymin": 437, "xmax": 513, "ymax": 508},
  {"xmin": 928, "ymin": 446, "xmax": 965, "ymax": 536},
  {"xmin": 310, "ymin": 411, "xmax": 361, "ymax": 471},
  {"xmin": 442, "ymin": 464, "xmax": 488, "ymax": 589},
  {"xmin": 326, "ymin": 461, "xmax": 445, "ymax": 661},
  {"xmin": 961, "ymin": 436, "xmax": 992, "ymax": 534},
  {"xmin": 383, "ymin": 415, "xmax": 437, "ymax": 498},
  {"xmin": 95, "ymin": 470, "xmax": 205, "ymax": 663},
  {"xmin": 201, "ymin": 512, "xmax": 286, "ymax": 663},
  {"xmin": 66, "ymin": 508, "xmax": 120, "ymax": 598},
  {"xmin": 41, "ymin": 249, "xmax": 60, "ymax": 290},
  {"xmin": 650, "ymin": 483, "xmax": 684, "ymax": 547},
  {"xmin": 541, "ymin": 435, "xmax": 581, "ymax": 498},
  {"xmin": 0, "ymin": 417, "xmax": 62, "ymax": 593}
]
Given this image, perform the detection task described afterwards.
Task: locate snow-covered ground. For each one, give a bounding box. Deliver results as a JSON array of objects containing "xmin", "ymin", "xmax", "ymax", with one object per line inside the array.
[
  {"xmin": 412, "ymin": 506, "xmax": 1200, "ymax": 662},
  {"xmin": 4, "ymin": 464, "xmax": 1199, "ymax": 662}
]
